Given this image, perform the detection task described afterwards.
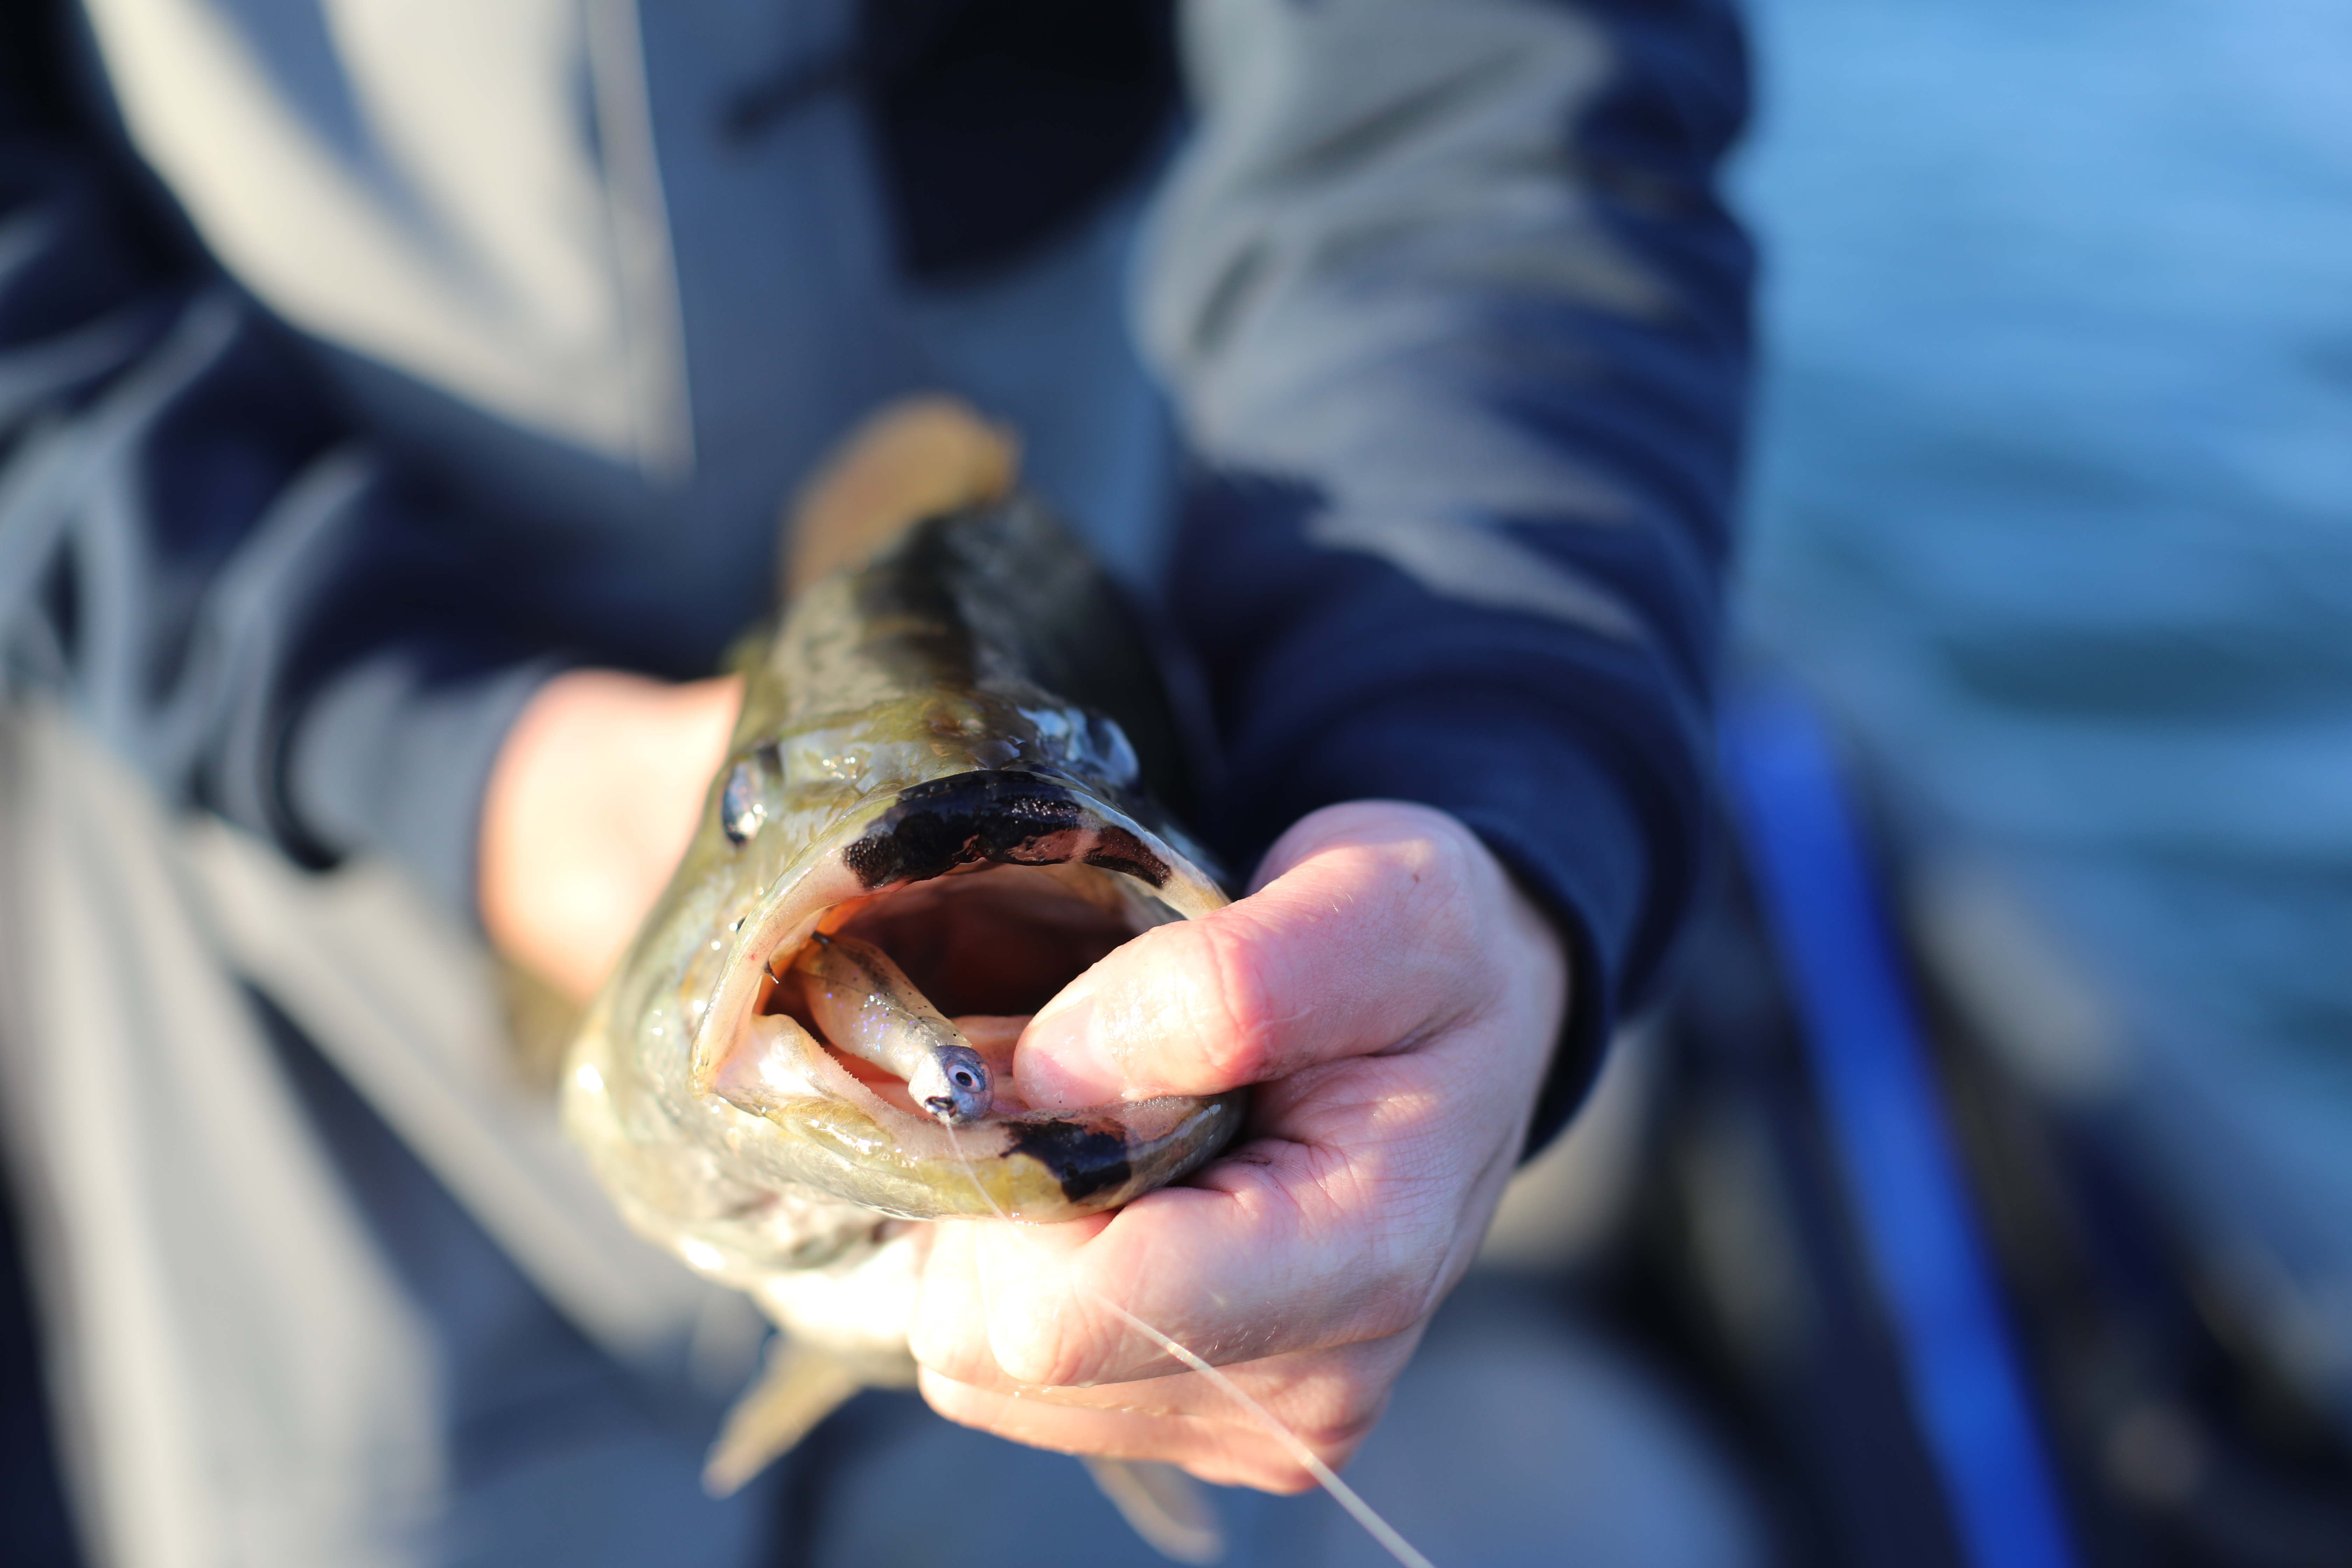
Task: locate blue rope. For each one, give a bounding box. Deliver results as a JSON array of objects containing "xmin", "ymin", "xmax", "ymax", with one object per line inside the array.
[{"xmin": 1720, "ymin": 682, "xmax": 2077, "ymax": 1568}]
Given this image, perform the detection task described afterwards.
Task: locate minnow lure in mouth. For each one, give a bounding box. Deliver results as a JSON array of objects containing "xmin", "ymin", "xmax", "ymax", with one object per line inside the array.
[
  {"xmin": 560, "ymin": 451, "xmax": 1245, "ymax": 1548},
  {"xmin": 786, "ymin": 931, "xmax": 993, "ymax": 1125}
]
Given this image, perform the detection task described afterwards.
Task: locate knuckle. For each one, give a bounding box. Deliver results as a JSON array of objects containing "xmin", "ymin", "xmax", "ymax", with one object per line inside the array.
[
  {"xmin": 1255, "ymin": 1461, "xmax": 1325, "ymax": 1497},
  {"xmin": 1356, "ymin": 1268, "xmax": 1436, "ymax": 1342},
  {"xmin": 906, "ymin": 1296, "xmax": 993, "ymax": 1386},
  {"xmin": 917, "ymin": 1372, "xmax": 990, "ymax": 1429},
  {"xmin": 911, "ymin": 1322, "xmax": 993, "ymax": 1385},
  {"xmin": 1293, "ymin": 1405, "xmax": 1382, "ymax": 1465},
  {"xmin": 996, "ymin": 1286, "xmax": 1142, "ymax": 1391},
  {"xmin": 990, "ymin": 1304, "xmax": 1088, "ymax": 1388}
]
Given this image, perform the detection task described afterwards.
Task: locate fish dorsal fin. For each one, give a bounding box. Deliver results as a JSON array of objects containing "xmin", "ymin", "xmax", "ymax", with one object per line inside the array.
[{"xmin": 783, "ymin": 396, "xmax": 1018, "ymax": 604}]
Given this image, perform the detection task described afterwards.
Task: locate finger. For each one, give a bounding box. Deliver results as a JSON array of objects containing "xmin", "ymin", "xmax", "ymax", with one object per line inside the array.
[
  {"xmin": 913, "ymin": 1340, "xmax": 1402, "ymax": 1494},
  {"xmin": 916, "ymin": 1372, "xmax": 1323, "ymax": 1494},
  {"xmin": 910, "ymin": 1120, "xmax": 1470, "ymax": 1388},
  {"xmin": 1014, "ymin": 802, "xmax": 1507, "ymax": 1109},
  {"xmin": 913, "ymin": 1282, "xmax": 1418, "ymax": 1433},
  {"xmin": 479, "ymin": 670, "xmax": 741, "ymax": 1000}
]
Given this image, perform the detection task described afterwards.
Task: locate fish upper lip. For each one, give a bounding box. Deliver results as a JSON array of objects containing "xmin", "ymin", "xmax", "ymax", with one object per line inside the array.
[
  {"xmin": 691, "ymin": 768, "xmax": 1223, "ymax": 1102},
  {"xmin": 689, "ymin": 849, "xmax": 868, "ymax": 1099}
]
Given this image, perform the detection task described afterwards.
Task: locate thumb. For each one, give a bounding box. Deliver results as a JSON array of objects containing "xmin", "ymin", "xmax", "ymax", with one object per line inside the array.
[{"xmin": 1013, "ymin": 802, "xmax": 1496, "ymax": 1110}]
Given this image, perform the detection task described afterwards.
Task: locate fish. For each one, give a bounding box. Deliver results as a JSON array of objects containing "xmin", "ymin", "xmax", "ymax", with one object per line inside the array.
[{"xmin": 559, "ymin": 426, "xmax": 1247, "ymax": 1552}]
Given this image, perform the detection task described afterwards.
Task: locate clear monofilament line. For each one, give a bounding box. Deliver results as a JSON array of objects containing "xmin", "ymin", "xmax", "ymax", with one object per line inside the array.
[
  {"xmin": 1084, "ymin": 1294, "xmax": 1438, "ymax": 1568},
  {"xmin": 939, "ymin": 1126, "xmax": 1437, "ymax": 1568}
]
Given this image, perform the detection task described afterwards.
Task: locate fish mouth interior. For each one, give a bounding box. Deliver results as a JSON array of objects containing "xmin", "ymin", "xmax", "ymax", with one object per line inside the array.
[{"xmin": 754, "ymin": 862, "xmax": 1172, "ymax": 1120}]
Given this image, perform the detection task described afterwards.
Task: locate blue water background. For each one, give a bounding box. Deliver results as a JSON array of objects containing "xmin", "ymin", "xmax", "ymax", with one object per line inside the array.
[{"xmin": 1733, "ymin": 0, "xmax": 2352, "ymax": 1420}]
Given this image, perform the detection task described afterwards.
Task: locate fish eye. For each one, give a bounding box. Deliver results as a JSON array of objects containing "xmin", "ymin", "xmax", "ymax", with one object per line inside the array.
[{"xmin": 721, "ymin": 762, "xmax": 768, "ymax": 845}]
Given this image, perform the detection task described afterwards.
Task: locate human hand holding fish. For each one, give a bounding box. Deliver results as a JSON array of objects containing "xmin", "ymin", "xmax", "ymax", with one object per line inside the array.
[
  {"xmin": 480, "ymin": 400, "xmax": 1573, "ymax": 1563},
  {"xmin": 910, "ymin": 798, "xmax": 1570, "ymax": 1493},
  {"xmin": 487, "ymin": 685, "xmax": 1570, "ymax": 1493},
  {"xmin": 481, "ymin": 667, "xmax": 741, "ymax": 1003}
]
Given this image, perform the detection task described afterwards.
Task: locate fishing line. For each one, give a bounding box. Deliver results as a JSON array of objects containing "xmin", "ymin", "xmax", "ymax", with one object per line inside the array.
[{"xmin": 941, "ymin": 1125, "xmax": 1438, "ymax": 1568}]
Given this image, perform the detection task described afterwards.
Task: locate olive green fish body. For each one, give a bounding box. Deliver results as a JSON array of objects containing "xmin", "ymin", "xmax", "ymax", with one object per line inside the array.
[{"xmin": 562, "ymin": 501, "xmax": 1244, "ymax": 1433}]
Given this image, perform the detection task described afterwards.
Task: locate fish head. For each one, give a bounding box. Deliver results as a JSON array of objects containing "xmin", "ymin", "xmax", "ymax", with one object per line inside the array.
[
  {"xmin": 565, "ymin": 499, "xmax": 1246, "ymax": 1281},
  {"xmin": 574, "ymin": 755, "xmax": 1243, "ymax": 1250}
]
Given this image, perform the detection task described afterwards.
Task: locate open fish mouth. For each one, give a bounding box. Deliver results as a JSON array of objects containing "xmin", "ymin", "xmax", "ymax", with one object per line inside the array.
[
  {"xmin": 683, "ymin": 766, "xmax": 1243, "ymax": 1223},
  {"xmin": 566, "ymin": 491, "xmax": 1244, "ymax": 1285}
]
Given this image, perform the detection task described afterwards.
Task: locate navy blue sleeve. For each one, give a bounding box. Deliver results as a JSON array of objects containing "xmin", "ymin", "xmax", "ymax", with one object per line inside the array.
[
  {"xmin": 0, "ymin": 16, "xmax": 559, "ymax": 917},
  {"xmin": 1143, "ymin": 0, "xmax": 1751, "ymax": 1147}
]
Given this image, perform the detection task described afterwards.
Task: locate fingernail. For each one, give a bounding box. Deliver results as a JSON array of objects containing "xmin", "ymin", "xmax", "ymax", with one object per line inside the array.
[{"xmin": 1014, "ymin": 991, "xmax": 1116, "ymax": 1110}]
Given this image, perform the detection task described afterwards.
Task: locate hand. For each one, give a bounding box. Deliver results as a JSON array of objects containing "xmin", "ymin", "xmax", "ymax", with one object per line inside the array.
[
  {"xmin": 906, "ymin": 800, "xmax": 1571, "ymax": 1491},
  {"xmin": 479, "ymin": 670, "xmax": 741, "ymax": 1000}
]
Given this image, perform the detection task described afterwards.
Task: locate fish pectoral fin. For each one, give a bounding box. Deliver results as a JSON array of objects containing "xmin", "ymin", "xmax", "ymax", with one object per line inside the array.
[
  {"xmin": 1082, "ymin": 1456, "xmax": 1227, "ymax": 1565},
  {"xmin": 702, "ymin": 1337, "xmax": 864, "ymax": 1497}
]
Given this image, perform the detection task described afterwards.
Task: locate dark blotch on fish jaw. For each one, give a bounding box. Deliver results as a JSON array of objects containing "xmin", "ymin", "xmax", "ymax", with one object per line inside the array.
[
  {"xmin": 843, "ymin": 771, "xmax": 1170, "ymax": 891},
  {"xmin": 1005, "ymin": 1119, "xmax": 1134, "ymax": 1204},
  {"xmin": 1081, "ymin": 826, "xmax": 1166, "ymax": 884}
]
